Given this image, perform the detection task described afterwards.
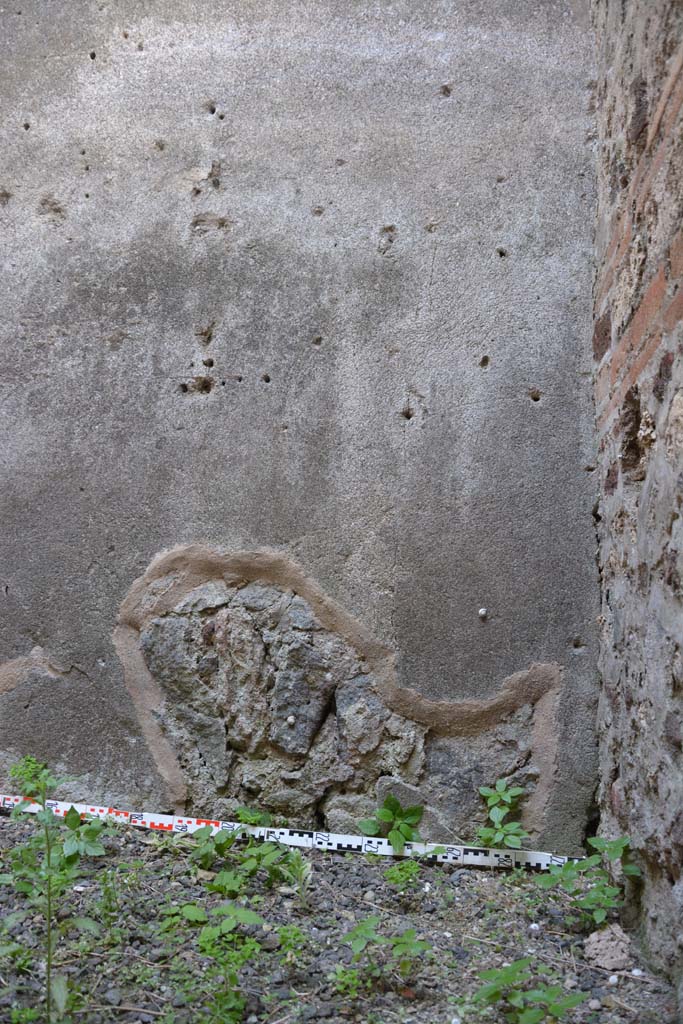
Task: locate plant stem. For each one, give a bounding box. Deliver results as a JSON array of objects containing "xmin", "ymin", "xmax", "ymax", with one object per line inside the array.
[{"xmin": 42, "ymin": 784, "xmax": 53, "ymax": 1024}]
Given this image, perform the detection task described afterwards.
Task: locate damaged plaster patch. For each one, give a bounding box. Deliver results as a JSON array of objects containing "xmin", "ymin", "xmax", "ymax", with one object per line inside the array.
[
  {"xmin": 136, "ymin": 580, "xmax": 426, "ymax": 823},
  {"xmin": 0, "ymin": 646, "xmax": 67, "ymax": 694},
  {"xmin": 113, "ymin": 545, "xmax": 565, "ymax": 836}
]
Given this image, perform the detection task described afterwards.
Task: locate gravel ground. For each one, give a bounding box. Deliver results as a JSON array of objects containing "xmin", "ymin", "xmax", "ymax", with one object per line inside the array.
[{"xmin": 0, "ymin": 815, "xmax": 677, "ymax": 1024}]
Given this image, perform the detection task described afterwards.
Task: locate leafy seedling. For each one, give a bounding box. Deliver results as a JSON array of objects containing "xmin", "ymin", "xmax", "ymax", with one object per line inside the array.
[
  {"xmin": 388, "ymin": 928, "xmax": 432, "ymax": 979},
  {"xmin": 474, "ymin": 958, "xmax": 588, "ymax": 1023},
  {"xmin": 343, "ymin": 916, "xmax": 390, "ymax": 958},
  {"xmin": 587, "ymin": 835, "xmax": 641, "ymax": 878},
  {"xmin": 4, "ymin": 757, "xmax": 108, "ymax": 1023},
  {"xmin": 384, "ymin": 857, "xmax": 421, "ymax": 890},
  {"xmin": 359, "ymin": 795, "xmax": 423, "ymax": 854},
  {"xmin": 476, "ymin": 806, "xmax": 530, "ymax": 849},
  {"xmin": 479, "ymin": 778, "xmax": 526, "ymax": 811}
]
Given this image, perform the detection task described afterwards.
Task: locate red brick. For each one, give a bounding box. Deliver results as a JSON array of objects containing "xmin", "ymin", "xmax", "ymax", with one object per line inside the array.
[
  {"xmin": 627, "ymin": 330, "xmax": 664, "ymax": 392},
  {"xmin": 663, "ymin": 287, "xmax": 683, "ymax": 334},
  {"xmin": 593, "ymin": 308, "xmax": 612, "ymax": 361},
  {"xmin": 596, "ymin": 360, "xmax": 611, "ymax": 408},
  {"xmin": 634, "ymin": 142, "xmax": 667, "ymax": 216},
  {"xmin": 595, "ymin": 219, "xmax": 632, "ymax": 312},
  {"xmin": 646, "ymin": 39, "xmax": 683, "ymax": 149},
  {"xmin": 658, "ymin": 47, "xmax": 683, "ymax": 141},
  {"xmin": 598, "ymin": 330, "xmax": 664, "ymax": 434},
  {"xmin": 670, "ymin": 228, "xmax": 683, "ymax": 280},
  {"xmin": 609, "ymin": 267, "xmax": 668, "ymax": 385}
]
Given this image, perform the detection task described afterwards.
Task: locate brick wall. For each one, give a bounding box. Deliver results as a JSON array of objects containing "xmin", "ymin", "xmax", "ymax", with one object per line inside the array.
[{"xmin": 592, "ymin": 0, "xmax": 683, "ymax": 991}]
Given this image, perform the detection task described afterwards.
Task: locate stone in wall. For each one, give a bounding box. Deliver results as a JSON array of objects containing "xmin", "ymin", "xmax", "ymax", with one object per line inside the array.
[
  {"xmin": 125, "ymin": 549, "xmax": 560, "ymax": 844},
  {"xmin": 139, "ymin": 580, "xmax": 427, "ymax": 824}
]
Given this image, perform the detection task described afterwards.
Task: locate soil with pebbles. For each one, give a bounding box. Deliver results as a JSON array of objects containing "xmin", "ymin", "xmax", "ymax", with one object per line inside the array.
[{"xmin": 0, "ymin": 815, "xmax": 677, "ymax": 1024}]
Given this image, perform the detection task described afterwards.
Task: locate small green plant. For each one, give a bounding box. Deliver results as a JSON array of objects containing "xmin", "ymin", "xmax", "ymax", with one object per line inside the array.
[
  {"xmin": 359, "ymin": 794, "xmax": 423, "ymax": 854},
  {"xmin": 327, "ymin": 964, "xmax": 365, "ymax": 999},
  {"xmin": 2, "ymin": 757, "xmax": 108, "ymax": 1023},
  {"xmin": 477, "ymin": 806, "xmax": 530, "ymax": 849},
  {"xmin": 277, "ymin": 923, "xmax": 307, "ymax": 963},
  {"xmin": 189, "ymin": 825, "xmax": 240, "ymax": 870},
  {"xmin": 343, "ymin": 915, "xmax": 389, "ymax": 958},
  {"xmin": 278, "ymin": 848, "xmax": 314, "ymax": 908},
  {"xmin": 388, "ymin": 928, "xmax": 432, "ymax": 979},
  {"xmin": 476, "ymin": 780, "xmax": 530, "ymax": 849},
  {"xmin": 587, "ymin": 835, "xmax": 641, "ymax": 878},
  {"xmin": 479, "ymin": 778, "xmax": 526, "ymax": 811},
  {"xmin": 10, "ymin": 1009, "xmax": 42, "ymax": 1023},
  {"xmin": 206, "ymin": 868, "xmax": 247, "ymax": 897},
  {"xmin": 473, "ymin": 958, "xmax": 588, "ymax": 1023},
  {"xmin": 199, "ymin": 908, "xmax": 264, "ymax": 1024},
  {"xmin": 383, "ymin": 856, "xmax": 421, "ymax": 890},
  {"xmin": 537, "ymin": 853, "xmax": 623, "ymax": 927},
  {"xmin": 234, "ymin": 805, "xmax": 273, "ymax": 826}
]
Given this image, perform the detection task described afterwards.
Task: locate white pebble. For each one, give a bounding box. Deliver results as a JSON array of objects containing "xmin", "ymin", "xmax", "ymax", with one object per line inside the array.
[
  {"xmin": 588, "ymin": 999, "xmax": 601, "ymax": 1010},
  {"xmin": 632, "ymin": 968, "xmax": 643, "ymax": 977},
  {"xmin": 608, "ymin": 974, "xmax": 619, "ymax": 986},
  {"xmin": 443, "ymin": 931, "xmax": 453, "ymax": 938},
  {"xmin": 478, "ymin": 607, "xmax": 488, "ymax": 619},
  {"xmin": 286, "ymin": 715, "xmax": 295, "ymax": 727},
  {"xmin": 423, "ymin": 882, "xmax": 431, "ymax": 893},
  {"xmin": 528, "ymin": 922, "xmax": 541, "ymax": 933}
]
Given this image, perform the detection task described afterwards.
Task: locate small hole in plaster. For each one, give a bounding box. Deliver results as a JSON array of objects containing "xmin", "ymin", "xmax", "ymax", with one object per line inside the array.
[
  {"xmin": 84, "ymin": 192, "xmax": 90, "ymax": 198},
  {"xmin": 179, "ymin": 383, "xmax": 189, "ymax": 393},
  {"xmin": 440, "ymin": 83, "xmax": 452, "ymax": 96},
  {"xmin": 208, "ymin": 104, "xmax": 216, "ymax": 115},
  {"xmin": 479, "ymin": 355, "xmax": 490, "ymax": 368},
  {"xmin": 572, "ymin": 637, "xmax": 586, "ymax": 649},
  {"xmin": 80, "ymin": 148, "xmax": 86, "ymax": 155},
  {"xmin": 312, "ymin": 205, "xmax": 325, "ymax": 216},
  {"xmin": 496, "ymin": 247, "xmax": 507, "ymax": 258},
  {"xmin": 529, "ymin": 388, "xmax": 541, "ymax": 402},
  {"xmin": 122, "ymin": 30, "xmax": 129, "ymax": 39},
  {"xmin": 401, "ymin": 407, "xmax": 414, "ymax": 420},
  {"xmin": 89, "ymin": 51, "xmax": 96, "ymax": 60},
  {"xmin": 137, "ymin": 41, "xmax": 144, "ymax": 51},
  {"xmin": 218, "ymin": 113, "xmax": 225, "ymax": 120},
  {"xmin": 236, "ymin": 375, "xmax": 243, "ymax": 383},
  {"xmin": 262, "ymin": 373, "xmax": 271, "ymax": 383},
  {"xmin": 203, "ymin": 357, "xmax": 214, "ymax": 367},
  {"xmin": 312, "ymin": 335, "xmax": 323, "ymax": 347},
  {"xmin": 23, "ymin": 122, "xmax": 30, "ymax": 130}
]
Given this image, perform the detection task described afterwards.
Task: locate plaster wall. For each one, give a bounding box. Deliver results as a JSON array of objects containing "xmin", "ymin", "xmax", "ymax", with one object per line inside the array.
[{"xmin": 0, "ymin": 0, "xmax": 598, "ymax": 850}]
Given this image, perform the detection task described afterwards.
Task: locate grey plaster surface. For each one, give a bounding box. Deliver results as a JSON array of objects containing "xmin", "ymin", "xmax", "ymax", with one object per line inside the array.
[{"xmin": 0, "ymin": 0, "xmax": 599, "ymax": 838}]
